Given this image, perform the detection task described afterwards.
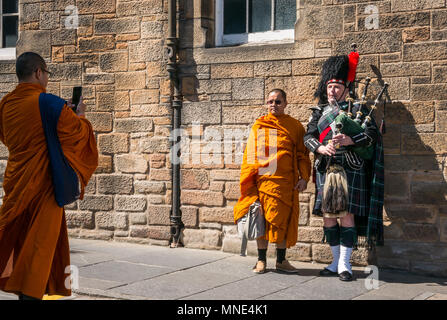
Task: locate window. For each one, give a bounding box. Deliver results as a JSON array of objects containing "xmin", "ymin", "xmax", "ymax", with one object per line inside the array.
[
  {"xmin": 216, "ymin": 0, "xmax": 296, "ymax": 46},
  {"xmin": 0, "ymin": 0, "xmax": 18, "ymax": 59}
]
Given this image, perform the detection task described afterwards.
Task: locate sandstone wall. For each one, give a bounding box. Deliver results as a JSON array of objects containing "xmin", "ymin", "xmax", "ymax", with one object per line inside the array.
[{"xmin": 0, "ymin": 0, "xmax": 445, "ymax": 276}]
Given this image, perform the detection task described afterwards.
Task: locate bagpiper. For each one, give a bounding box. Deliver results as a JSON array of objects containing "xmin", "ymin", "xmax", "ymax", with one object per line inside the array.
[{"xmin": 303, "ymin": 49, "xmax": 385, "ymax": 282}]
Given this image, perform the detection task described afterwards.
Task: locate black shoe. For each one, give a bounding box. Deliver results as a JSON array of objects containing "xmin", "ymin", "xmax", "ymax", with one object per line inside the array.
[
  {"xmin": 19, "ymin": 293, "xmax": 40, "ymax": 300},
  {"xmin": 319, "ymin": 268, "xmax": 338, "ymax": 277},
  {"xmin": 339, "ymin": 271, "xmax": 353, "ymax": 281}
]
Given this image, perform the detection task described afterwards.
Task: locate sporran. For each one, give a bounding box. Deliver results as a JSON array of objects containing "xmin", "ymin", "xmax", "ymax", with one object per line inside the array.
[{"xmin": 322, "ymin": 164, "xmax": 349, "ymax": 218}]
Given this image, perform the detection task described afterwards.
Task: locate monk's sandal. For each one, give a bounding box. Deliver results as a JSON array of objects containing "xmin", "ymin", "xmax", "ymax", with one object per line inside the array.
[
  {"xmin": 276, "ymin": 260, "xmax": 299, "ymax": 274},
  {"xmin": 252, "ymin": 260, "xmax": 266, "ymax": 274}
]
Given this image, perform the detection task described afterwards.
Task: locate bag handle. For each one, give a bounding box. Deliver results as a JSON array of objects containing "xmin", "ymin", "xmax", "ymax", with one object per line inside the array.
[{"xmin": 240, "ymin": 207, "xmax": 252, "ymax": 256}]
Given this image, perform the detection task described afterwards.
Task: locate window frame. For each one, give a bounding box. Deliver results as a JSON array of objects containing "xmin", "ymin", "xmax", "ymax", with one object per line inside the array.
[
  {"xmin": 215, "ymin": 0, "xmax": 295, "ymax": 47},
  {"xmin": 0, "ymin": 0, "xmax": 19, "ymax": 60}
]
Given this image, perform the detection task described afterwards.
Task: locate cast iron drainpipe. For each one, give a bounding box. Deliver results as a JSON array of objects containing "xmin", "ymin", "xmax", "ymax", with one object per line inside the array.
[{"xmin": 167, "ymin": 0, "xmax": 184, "ymax": 248}]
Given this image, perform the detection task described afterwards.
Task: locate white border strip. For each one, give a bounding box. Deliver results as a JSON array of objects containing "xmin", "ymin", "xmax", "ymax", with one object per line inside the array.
[{"xmin": 0, "ymin": 47, "xmax": 16, "ymax": 60}]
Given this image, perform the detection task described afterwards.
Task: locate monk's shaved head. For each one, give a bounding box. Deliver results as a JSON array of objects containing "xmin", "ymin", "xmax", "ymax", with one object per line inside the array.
[
  {"xmin": 268, "ymin": 88, "xmax": 287, "ymax": 101},
  {"xmin": 16, "ymin": 52, "xmax": 47, "ymax": 81}
]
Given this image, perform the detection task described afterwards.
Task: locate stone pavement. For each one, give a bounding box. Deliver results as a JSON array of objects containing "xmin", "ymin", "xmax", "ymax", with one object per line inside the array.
[{"xmin": 1, "ymin": 238, "xmax": 446, "ymax": 301}]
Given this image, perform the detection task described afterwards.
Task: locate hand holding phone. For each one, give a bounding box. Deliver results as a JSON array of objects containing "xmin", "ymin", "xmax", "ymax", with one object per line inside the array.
[{"xmin": 71, "ymin": 86, "xmax": 82, "ymax": 112}]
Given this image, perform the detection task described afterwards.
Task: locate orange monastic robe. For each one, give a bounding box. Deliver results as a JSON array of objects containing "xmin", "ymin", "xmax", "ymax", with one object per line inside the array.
[
  {"xmin": 0, "ymin": 83, "xmax": 98, "ymax": 299},
  {"xmin": 234, "ymin": 113, "xmax": 311, "ymax": 248}
]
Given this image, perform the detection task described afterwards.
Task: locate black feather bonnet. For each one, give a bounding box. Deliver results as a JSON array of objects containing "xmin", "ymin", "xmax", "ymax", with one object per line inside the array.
[{"xmin": 314, "ymin": 55, "xmax": 350, "ymax": 105}]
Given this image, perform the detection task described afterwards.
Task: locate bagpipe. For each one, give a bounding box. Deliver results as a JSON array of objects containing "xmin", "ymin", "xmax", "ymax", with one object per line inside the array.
[
  {"xmin": 332, "ymin": 45, "xmax": 389, "ymax": 160},
  {"xmin": 333, "ymin": 81, "xmax": 388, "ymax": 160}
]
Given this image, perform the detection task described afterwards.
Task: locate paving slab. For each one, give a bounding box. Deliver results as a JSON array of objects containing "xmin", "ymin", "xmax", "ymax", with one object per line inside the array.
[
  {"xmin": 70, "ymin": 239, "xmax": 159, "ymax": 259},
  {"xmin": 180, "ymin": 258, "xmax": 315, "ymax": 300},
  {"xmin": 412, "ymin": 292, "xmax": 437, "ymax": 300},
  {"xmin": 378, "ymin": 269, "xmax": 447, "ymax": 286},
  {"xmin": 354, "ymin": 282, "xmax": 447, "ymax": 300},
  {"xmin": 110, "ymin": 265, "xmax": 248, "ymax": 300},
  {"xmin": 122, "ymin": 247, "xmax": 232, "ymax": 270},
  {"xmin": 260, "ymin": 274, "xmax": 371, "ymax": 300},
  {"xmin": 78, "ymin": 276, "xmax": 123, "ymax": 291},
  {"xmin": 188, "ymin": 256, "xmax": 261, "ymax": 279},
  {"xmin": 1, "ymin": 238, "xmax": 447, "ymax": 301},
  {"xmin": 0, "ymin": 292, "xmax": 16, "ymax": 300},
  {"xmin": 70, "ymin": 249, "xmax": 115, "ymax": 267},
  {"xmin": 428, "ymin": 293, "xmax": 447, "ymax": 300},
  {"xmin": 79, "ymin": 260, "xmax": 175, "ymax": 286},
  {"xmin": 185, "ymin": 272, "xmax": 309, "ymax": 300}
]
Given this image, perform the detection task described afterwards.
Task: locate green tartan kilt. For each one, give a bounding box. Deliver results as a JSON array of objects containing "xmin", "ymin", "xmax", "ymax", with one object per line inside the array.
[{"xmin": 314, "ymin": 152, "xmax": 368, "ymax": 217}]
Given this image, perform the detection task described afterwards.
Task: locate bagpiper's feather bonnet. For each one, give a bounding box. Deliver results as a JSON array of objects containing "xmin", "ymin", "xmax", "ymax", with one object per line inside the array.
[{"xmin": 314, "ymin": 50, "xmax": 359, "ymax": 105}]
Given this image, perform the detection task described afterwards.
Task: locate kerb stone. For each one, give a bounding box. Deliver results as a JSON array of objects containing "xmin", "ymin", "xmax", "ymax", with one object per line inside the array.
[{"xmin": 183, "ymin": 229, "xmax": 222, "ymax": 250}]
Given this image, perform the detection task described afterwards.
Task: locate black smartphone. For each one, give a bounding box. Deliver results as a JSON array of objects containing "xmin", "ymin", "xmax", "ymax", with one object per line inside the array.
[{"xmin": 71, "ymin": 86, "xmax": 82, "ymax": 112}]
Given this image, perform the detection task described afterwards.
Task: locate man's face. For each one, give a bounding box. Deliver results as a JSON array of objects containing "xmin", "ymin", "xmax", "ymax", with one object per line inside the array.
[
  {"xmin": 327, "ymin": 82, "xmax": 347, "ymax": 104},
  {"xmin": 267, "ymin": 91, "xmax": 287, "ymax": 116}
]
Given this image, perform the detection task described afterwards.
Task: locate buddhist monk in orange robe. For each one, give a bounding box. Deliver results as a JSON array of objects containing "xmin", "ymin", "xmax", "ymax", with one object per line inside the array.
[
  {"xmin": 234, "ymin": 89, "xmax": 311, "ymax": 274},
  {"xmin": 0, "ymin": 52, "xmax": 98, "ymax": 299}
]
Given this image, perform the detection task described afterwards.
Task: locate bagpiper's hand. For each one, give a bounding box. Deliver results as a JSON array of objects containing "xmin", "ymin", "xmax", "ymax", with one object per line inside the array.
[
  {"xmin": 332, "ymin": 134, "xmax": 354, "ymax": 146},
  {"xmin": 317, "ymin": 143, "xmax": 336, "ymax": 156}
]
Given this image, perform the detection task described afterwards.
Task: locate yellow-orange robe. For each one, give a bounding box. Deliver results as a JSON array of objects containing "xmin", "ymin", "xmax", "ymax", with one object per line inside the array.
[
  {"xmin": 234, "ymin": 113, "xmax": 311, "ymax": 248},
  {"xmin": 0, "ymin": 83, "xmax": 98, "ymax": 299}
]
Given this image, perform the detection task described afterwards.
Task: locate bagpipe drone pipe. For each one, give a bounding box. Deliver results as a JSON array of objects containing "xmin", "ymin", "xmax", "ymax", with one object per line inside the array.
[{"xmin": 333, "ymin": 79, "xmax": 388, "ymax": 160}]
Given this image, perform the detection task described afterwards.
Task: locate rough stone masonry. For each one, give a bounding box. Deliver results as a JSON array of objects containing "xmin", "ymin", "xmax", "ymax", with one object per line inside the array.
[{"xmin": 0, "ymin": 0, "xmax": 446, "ymax": 277}]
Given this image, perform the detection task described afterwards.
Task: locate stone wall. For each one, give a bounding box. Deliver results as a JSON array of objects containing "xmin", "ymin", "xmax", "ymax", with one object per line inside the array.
[
  {"xmin": 0, "ymin": 60, "xmax": 16, "ymax": 201},
  {"xmin": 0, "ymin": 0, "xmax": 446, "ymax": 277}
]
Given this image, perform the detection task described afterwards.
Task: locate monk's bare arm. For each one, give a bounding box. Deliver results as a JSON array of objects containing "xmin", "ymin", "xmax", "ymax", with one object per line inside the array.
[{"xmin": 296, "ymin": 123, "xmax": 312, "ymax": 182}]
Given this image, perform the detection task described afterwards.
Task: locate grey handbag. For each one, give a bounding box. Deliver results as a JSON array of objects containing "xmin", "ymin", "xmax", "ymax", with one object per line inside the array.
[{"xmin": 237, "ymin": 200, "xmax": 265, "ymax": 256}]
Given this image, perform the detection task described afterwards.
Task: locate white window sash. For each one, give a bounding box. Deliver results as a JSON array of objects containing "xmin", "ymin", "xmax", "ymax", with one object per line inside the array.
[
  {"xmin": 216, "ymin": 0, "xmax": 224, "ymax": 46},
  {"xmin": 0, "ymin": 47, "xmax": 16, "ymax": 60},
  {"xmin": 222, "ymin": 29, "xmax": 294, "ymax": 46},
  {"xmin": 215, "ymin": 0, "xmax": 295, "ymax": 47}
]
